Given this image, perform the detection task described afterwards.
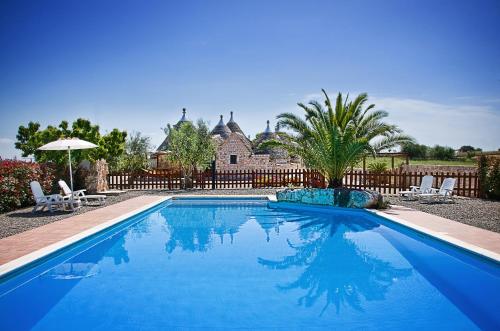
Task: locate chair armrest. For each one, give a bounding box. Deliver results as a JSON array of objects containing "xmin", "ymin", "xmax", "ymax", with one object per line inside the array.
[
  {"xmin": 409, "ymin": 186, "xmax": 420, "ymax": 192},
  {"xmin": 48, "ymin": 194, "xmax": 63, "ymax": 202},
  {"xmin": 73, "ymin": 189, "xmax": 86, "ymax": 197},
  {"xmin": 62, "ymin": 194, "xmax": 80, "ymax": 201},
  {"xmin": 35, "ymin": 196, "xmax": 48, "ymax": 203},
  {"xmin": 443, "ymin": 189, "xmax": 453, "ymax": 196}
]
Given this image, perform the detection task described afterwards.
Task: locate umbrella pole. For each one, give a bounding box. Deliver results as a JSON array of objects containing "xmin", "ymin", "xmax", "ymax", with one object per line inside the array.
[
  {"xmin": 68, "ymin": 147, "xmax": 74, "ymax": 192},
  {"xmin": 68, "ymin": 147, "xmax": 74, "ymax": 210}
]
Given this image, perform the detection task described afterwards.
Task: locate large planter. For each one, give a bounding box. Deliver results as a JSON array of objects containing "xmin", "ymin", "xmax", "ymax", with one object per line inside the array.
[{"xmin": 276, "ymin": 188, "xmax": 383, "ymax": 209}]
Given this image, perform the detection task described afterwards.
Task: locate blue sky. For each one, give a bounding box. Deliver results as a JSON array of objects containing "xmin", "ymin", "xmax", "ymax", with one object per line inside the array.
[{"xmin": 1, "ymin": 0, "xmax": 499, "ymax": 158}]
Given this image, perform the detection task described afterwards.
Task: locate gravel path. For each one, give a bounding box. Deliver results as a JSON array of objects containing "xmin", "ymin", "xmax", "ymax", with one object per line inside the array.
[
  {"xmin": 0, "ymin": 189, "xmax": 277, "ymax": 239},
  {"xmin": 387, "ymin": 197, "xmax": 500, "ymax": 233},
  {"xmin": 1, "ymin": 189, "xmax": 498, "ymax": 239}
]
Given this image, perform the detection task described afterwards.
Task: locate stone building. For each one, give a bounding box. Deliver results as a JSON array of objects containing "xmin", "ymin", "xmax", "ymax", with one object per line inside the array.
[{"xmin": 153, "ymin": 109, "xmax": 302, "ymax": 170}]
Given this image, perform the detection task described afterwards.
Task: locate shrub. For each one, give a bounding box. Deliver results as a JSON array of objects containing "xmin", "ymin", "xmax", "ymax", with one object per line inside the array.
[
  {"xmin": 478, "ymin": 156, "xmax": 500, "ymax": 200},
  {"xmin": 0, "ymin": 159, "xmax": 55, "ymax": 212},
  {"xmin": 466, "ymin": 151, "xmax": 477, "ymax": 159},
  {"xmin": 429, "ymin": 145, "xmax": 455, "ymax": 160},
  {"xmin": 488, "ymin": 160, "xmax": 500, "ymax": 200},
  {"xmin": 367, "ymin": 161, "xmax": 388, "ymax": 173},
  {"xmin": 401, "ymin": 142, "xmax": 428, "ymax": 159},
  {"xmin": 367, "ymin": 161, "xmax": 389, "ymax": 185}
]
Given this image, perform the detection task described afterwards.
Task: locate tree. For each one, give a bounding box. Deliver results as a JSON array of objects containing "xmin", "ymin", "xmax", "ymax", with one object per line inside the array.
[
  {"xmin": 458, "ymin": 145, "xmax": 482, "ymax": 153},
  {"xmin": 264, "ymin": 90, "xmax": 413, "ymax": 188},
  {"xmin": 429, "ymin": 145, "xmax": 455, "ymax": 160},
  {"xmin": 100, "ymin": 129, "xmax": 128, "ymax": 168},
  {"xmin": 401, "ymin": 142, "xmax": 428, "ymax": 159},
  {"xmin": 165, "ymin": 120, "xmax": 216, "ymax": 188},
  {"xmin": 116, "ymin": 132, "xmax": 152, "ymax": 172},
  {"xmin": 15, "ymin": 119, "xmax": 127, "ymax": 169}
]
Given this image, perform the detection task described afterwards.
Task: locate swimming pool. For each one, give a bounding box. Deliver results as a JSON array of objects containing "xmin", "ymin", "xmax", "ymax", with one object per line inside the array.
[{"xmin": 0, "ymin": 198, "xmax": 499, "ymax": 330}]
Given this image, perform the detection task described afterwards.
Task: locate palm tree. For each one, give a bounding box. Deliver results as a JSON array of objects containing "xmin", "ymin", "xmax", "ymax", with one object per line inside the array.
[{"xmin": 265, "ymin": 90, "xmax": 414, "ymax": 188}]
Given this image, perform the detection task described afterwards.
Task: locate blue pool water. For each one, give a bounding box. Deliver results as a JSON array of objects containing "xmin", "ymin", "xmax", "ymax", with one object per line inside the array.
[{"xmin": 0, "ymin": 199, "xmax": 499, "ymax": 330}]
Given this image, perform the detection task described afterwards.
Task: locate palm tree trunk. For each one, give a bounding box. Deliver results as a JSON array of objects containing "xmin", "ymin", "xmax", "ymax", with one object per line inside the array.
[{"xmin": 328, "ymin": 178, "xmax": 343, "ymax": 188}]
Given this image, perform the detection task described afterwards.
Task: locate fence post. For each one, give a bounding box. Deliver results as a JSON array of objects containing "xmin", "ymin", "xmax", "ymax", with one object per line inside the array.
[{"xmin": 211, "ymin": 160, "xmax": 216, "ymax": 190}]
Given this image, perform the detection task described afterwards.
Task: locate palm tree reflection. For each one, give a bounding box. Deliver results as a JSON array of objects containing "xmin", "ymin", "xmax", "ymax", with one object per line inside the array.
[{"xmin": 259, "ymin": 212, "xmax": 412, "ymax": 315}]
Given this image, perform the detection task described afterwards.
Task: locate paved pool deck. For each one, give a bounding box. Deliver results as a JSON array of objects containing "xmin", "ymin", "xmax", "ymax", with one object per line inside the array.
[
  {"xmin": 372, "ymin": 205, "xmax": 500, "ymax": 261},
  {"xmin": 0, "ymin": 196, "xmax": 498, "ymax": 277}
]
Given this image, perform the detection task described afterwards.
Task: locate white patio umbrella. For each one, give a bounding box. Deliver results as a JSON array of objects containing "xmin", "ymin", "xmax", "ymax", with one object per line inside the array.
[{"xmin": 38, "ymin": 138, "xmax": 98, "ymax": 194}]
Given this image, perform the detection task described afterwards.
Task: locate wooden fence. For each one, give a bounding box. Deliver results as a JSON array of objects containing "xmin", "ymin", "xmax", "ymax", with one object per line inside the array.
[
  {"xmin": 108, "ymin": 168, "xmax": 480, "ymax": 197},
  {"xmin": 343, "ymin": 170, "xmax": 479, "ymax": 197},
  {"xmin": 108, "ymin": 169, "xmax": 325, "ymax": 191}
]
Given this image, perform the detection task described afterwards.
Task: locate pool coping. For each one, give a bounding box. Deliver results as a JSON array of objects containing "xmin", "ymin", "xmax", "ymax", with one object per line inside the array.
[
  {"xmin": 268, "ymin": 201, "xmax": 499, "ymax": 263},
  {"xmin": 0, "ymin": 194, "xmax": 498, "ymax": 279},
  {"xmin": 366, "ymin": 208, "xmax": 500, "ymax": 263},
  {"xmin": 171, "ymin": 194, "xmax": 278, "ymax": 201}
]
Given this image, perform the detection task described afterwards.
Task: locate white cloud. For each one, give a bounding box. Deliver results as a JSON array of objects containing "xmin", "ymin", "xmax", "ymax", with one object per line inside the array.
[
  {"xmin": 288, "ymin": 93, "xmax": 500, "ymax": 151},
  {"xmin": 301, "ymin": 92, "xmax": 323, "ymax": 102},
  {"xmin": 369, "ymin": 97, "xmax": 500, "ymax": 151}
]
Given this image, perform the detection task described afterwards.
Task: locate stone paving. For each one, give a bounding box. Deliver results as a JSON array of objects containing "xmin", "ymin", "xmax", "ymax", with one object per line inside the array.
[
  {"xmin": 387, "ymin": 196, "xmax": 500, "ymax": 233},
  {"xmin": 375, "ymin": 205, "xmax": 500, "ymax": 257}
]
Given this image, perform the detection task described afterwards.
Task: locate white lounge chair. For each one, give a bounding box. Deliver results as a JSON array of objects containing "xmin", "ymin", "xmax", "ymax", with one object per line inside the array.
[
  {"xmin": 418, "ymin": 178, "xmax": 456, "ymax": 203},
  {"xmin": 399, "ymin": 175, "xmax": 434, "ymax": 200},
  {"xmin": 58, "ymin": 180, "xmax": 106, "ymax": 206},
  {"xmin": 30, "ymin": 181, "xmax": 66, "ymax": 213}
]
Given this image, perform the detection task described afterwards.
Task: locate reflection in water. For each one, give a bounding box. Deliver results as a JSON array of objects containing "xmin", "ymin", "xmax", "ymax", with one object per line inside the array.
[
  {"xmin": 2, "ymin": 201, "xmax": 496, "ymax": 330},
  {"xmin": 251, "ymin": 213, "xmax": 284, "ymax": 242},
  {"xmin": 46, "ymin": 263, "xmax": 100, "ymax": 280},
  {"xmin": 42, "ymin": 233, "xmax": 130, "ymax": 281},
  {"xmin": 163, "ymin": 204, "xmax": 249, "ymax": 253},
  {"xmin": 103, "ymin": 236, "xmax": 130, "ymax": 265},
  {"xmin": 259, "ymin": 212, "xmax": 412, "ymax": 315}
]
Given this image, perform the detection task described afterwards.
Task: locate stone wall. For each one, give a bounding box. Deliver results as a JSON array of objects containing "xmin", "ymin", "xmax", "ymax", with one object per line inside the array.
[
  {"xmin": 276, "ymin": 188, "xmax": 382, "ymax": 209},
  {"xmin": 215, "ymin": 133, "xmax": 254, "ymax": 169},
  {"xmin": 84, "ymin": 159, "xmax": 109, "ymax": 193},
  {"xmin": 215, "ymin": 132, "xmax": 302, "ymax": 171},
  {"xmin": 399, "ymin": 164, "xmax": 477, "ymax": 173}
]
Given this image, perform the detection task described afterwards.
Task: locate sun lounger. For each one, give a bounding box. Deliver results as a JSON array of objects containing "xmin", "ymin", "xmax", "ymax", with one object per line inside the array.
[
  {"xmin": 30, "ymin": 181, "xmax": 66, "ymax": 212},
  {"xmin": 418, "ymin": 178, "xmax": 456, "ymax": 203},
  {"xmin": 399, "ymin": 175, "xmax": 434, "ymax": 200},
  {"xmin": 58, "ymin": 180, "xmax": 106, "ymax": 206}
]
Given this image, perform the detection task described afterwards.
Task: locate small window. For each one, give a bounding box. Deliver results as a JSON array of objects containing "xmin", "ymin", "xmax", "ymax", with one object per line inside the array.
[{"xmin": 230, "ymin": 155, "xmax": 238, "ymax": 164}]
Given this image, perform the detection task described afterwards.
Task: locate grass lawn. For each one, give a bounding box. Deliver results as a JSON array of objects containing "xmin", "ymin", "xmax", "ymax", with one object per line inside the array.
[
  {"xmin": 357, "ymin": 157, "xmax": 477, "ymax": 169},
  {"xmin": 408, "ymin": 159, "xmax": 476, "ymax": 166}
]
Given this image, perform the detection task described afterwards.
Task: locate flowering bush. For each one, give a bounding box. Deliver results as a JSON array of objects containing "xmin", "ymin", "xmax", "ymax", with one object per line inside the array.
[
  {"xmin": 0, "ymin": 159, "xmax": 55, "ymax": 212},
  {"xmin": 478, "ymin": 156, "xmax": 500, "ymax": 201}
]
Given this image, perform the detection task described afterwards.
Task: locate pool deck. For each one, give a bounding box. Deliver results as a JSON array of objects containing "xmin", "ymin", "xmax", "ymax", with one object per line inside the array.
[
  {"xmin": 0, "ymin": 195, "xmax": 499, "ymax": 277},
  {"xmin": 370, "ymin": 205, "xmax": 500, "ymax": 261}
]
